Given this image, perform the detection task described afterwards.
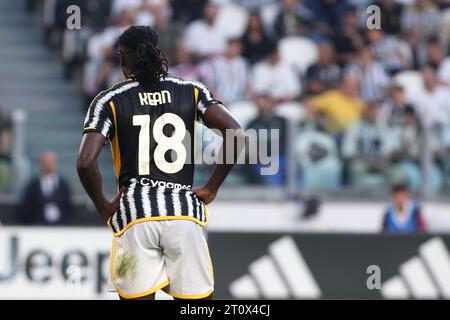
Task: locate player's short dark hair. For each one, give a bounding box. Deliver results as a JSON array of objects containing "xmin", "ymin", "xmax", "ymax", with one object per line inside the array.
[
  {"xmin": 391, "ymin": 183, "xmax": 409, "ymax": 194},
  {"xmin": 118, "ymin": 26, "xmax": 168, "ymax": 88}
]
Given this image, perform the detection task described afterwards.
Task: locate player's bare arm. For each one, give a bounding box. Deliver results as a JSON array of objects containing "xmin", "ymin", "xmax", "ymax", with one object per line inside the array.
[
  {"xmin": 77, "ymin": 132, "xmax": 124, "ymax": 221},
  {"xmin": 192, "ymin": 103, "xmax": 247, "ymax": 204}
]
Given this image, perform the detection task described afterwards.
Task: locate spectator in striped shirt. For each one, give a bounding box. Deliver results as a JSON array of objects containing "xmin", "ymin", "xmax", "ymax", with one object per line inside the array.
[
  {"xmin": 383, "ymin": 104, "xmax": 430, "ymax": 193},
  {"xmin": 342, "ymin": 102, "xmax": 389, "ymax": 187},
  {"xmin": 379, "ymin": 85, "xmax": 415, "ymax": 127},
  {"xmin": 401, "ymin": 0, "xmax": 441, "ymax": 40},
  {"xmin": 345, "ymin": 46, "xmax": 390, "ymax": 103},
  {"xmin": 199, "ymin": 39, "xmax": 250, "ymax": 105},
  {"xmin": 401, "ymin": 0, "xmax": 441, "ymax": 67},
  {"xmin": 367, "ymin": 29, "xmax": 412, "ymax": 75}
]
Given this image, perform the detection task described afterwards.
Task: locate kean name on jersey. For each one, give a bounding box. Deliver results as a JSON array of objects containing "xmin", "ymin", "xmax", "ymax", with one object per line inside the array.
[{"xmin": 138, "ymin": 90, "xmax": 172, "ymax": 106}]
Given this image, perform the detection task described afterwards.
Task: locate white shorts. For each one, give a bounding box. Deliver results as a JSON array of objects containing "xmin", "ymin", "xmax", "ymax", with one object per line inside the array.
[{"xmin": 107, "ymin": 220, "xmax": 214, "ymax": 299}]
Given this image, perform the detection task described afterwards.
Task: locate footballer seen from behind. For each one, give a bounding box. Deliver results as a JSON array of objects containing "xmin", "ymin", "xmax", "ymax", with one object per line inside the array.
[{"xmin": 76, "ymin": 26, "xmax": 244, "ymax": 300}]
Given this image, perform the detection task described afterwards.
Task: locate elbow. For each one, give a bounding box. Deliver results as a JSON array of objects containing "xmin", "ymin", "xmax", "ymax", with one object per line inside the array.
[{"xmin": 76, "ymin": 153, "xmax": 95, "ymax": 173}]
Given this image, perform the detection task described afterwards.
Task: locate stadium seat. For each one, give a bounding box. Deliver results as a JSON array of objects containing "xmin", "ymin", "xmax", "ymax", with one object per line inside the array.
[
  {"xmin": 216, "ymin": 3, "xmax": 249, "ymax": 39},
  {"xmin": 295, "ymin": 129, "xmax": 342, "ymax": 189},
  {"xmin": 228, "ymin": 100, "xmax": 258, "ymax": 128},
  {"xmin": 279, "ymin": 37, "xmax": 318, "ymax": 74},
  {"xmin": 274, "ymin": 102, "xmax": 306, "ymax": 125},
  {"xmin": 393, "ymin": 71, "xmax": 425, "ymax": 102}
]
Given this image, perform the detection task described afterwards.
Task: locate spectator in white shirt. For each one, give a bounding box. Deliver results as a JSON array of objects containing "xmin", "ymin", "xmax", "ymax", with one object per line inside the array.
[
  {"xmin": 250, "ymin": 44, "xmax": 301, "ymax": 101},
  {"xmin": 199, "ymin": 39, "xmax": 249, "ymax": 105},
  {"xmin": 412, "ymin": 65, "xmax": 450, "ymax": 128},
  {"xmin": 183, "ymin": 1, "xmax": 228, "ymax": 60},
  {"xmin": 112, "ymin": 0, "xmax": 168, "ymax": 25}
]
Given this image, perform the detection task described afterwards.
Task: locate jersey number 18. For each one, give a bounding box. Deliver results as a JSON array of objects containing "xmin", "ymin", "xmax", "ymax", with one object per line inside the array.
[{"xmin": 132, "ymin": 113, "xmax": 187, "ymax": 175}]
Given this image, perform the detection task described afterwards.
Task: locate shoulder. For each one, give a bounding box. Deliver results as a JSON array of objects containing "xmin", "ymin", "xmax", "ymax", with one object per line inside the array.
[
  {"xmin": 91, "ymin": 79, "xmax": 139, "ymax": 105},
  {"xmin": 162, "ymin": 76, "xmax": 209, "ymax": 91}
]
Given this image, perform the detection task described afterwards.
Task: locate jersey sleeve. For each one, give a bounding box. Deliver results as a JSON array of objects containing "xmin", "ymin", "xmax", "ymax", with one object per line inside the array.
[
  {"xmin": 83, "ymin": 94, "xmax": 115, "ymax": 140},
  {"xmin": 193, "ymin": 82, "xmax": 221, "ymax": 120}
]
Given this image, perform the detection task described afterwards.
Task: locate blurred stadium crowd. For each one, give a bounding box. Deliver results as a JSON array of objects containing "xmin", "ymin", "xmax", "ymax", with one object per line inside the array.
[{"xmin": 3, "ymin": 0, "xmax": 450, "ymax": 196}]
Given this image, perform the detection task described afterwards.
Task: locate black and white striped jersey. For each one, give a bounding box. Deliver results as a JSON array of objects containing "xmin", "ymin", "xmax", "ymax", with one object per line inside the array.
[{"xmin": 83, "ymin": 76, "xmax": 219, "ymax": 234}]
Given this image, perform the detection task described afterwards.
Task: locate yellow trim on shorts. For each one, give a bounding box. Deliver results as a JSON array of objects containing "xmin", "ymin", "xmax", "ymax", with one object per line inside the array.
[
  {"xmin": 117, "ymin": 280, "xmax": 170, "ymax": 299},
  {"xmin": 168, "ymin": 289, "xmax": 214, "ymax": 300},
  {"xmin": 110, "ymin": 236, "xmax": 117, "ymax": 282},
  {"xmin": 108, "ymin": 213, "xmax": 208, "ymax": 237}
]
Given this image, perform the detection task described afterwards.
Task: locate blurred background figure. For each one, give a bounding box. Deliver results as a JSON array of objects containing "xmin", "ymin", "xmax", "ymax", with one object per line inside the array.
[
  {"xmin": 379, "ymin": 85, "xmax": 413, "ymax": 126},
  {"xmin": 16, "ymin": 151, "xmax": 72, "ymax": 225},
  {"xmin": 306, "ymin": 74, "xmax": 365, "ymax": 143},
  {"xmin": 199, "ymin": 38, "xmax": 249, "ymax": 105},
  {"xmin": 304, "ymin": 41, "xmax": 341, "ymax": 95},
  {"xmin": 342, "ymin": 102, "xmax": 388, "ymax": 188},
  {"xmin": 426, "ymin": 38, "xmax": 450, "ymax": 86},
  {"xmin": 366, "ymin": 28, "xmax": 412, "ymax": 75},
  {"xmin": 241, "ymin": 11, "xmax": 276, "ymax": 65},
  {"xmin": 0, "ymin": 108, "xmax": 12, "ymax": 190},
  {"xmin": 381, "ymin": 183, "xmax": 426, "ymax": 233},
  {"xmin": 183, "ymin": 1, "xmax": 227, "ymax": 60},
  {"xmin": 386, "ymin": 106, "xmax": 425, "ymax": 193},
  {"xmin": 401, "ymin": 0, "xmax": 441, "ymax": 67},
  {"xmin": 273, "ymin": 0, "xmax": 314, "ymax": 38},
  {"xmin": 413, "ymin": 65, "xmax": 450, "ymax": 128},
  {"xmin": 247, "ymin": 94, "xmax": 287, "ymax": 186},
  {"xmin": 374, "ymin": 0, "xmax": 404, "ymax": 35},
  {"xmin": 331, "ymin": 6, "xmax": 364, "ymax": 66},
  {"xmin": 250, "ymin": 43, "xmax": 301, "ymax": 102},
  {"xmin": 345, "ymin": 45, "xmax": 390, "ymax": 103}
]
